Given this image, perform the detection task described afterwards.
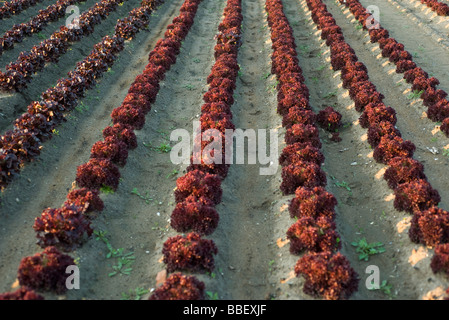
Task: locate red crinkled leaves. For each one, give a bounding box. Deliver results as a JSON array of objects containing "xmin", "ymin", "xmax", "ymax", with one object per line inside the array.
[
  {"xmin": 368, "ymin": 28, "xmax": 389, "ymax": 43},
  {"xmin": 277, "ymin": 94, "xmax": 310, "ymax": 115},
  {"xmin": 284, "ymin": 123, "xmax": 322, "ymax": 148},
  {"xmin": 149, "ymin": 273, "xmax": 205, "ymax": 300},
  {"xmin": 383, "ymin": 156, "xmax": 426, "ymax": 189},
  {"xmin": 412, "ymin": 76, "xmax": 439, "ymax": 93},
  {"xmin": 122, "ymin": 92, "xmax": 152, "ymax": 113},
  {"xmin": 441, "ymin": 117, "xmax": 449, "ymax": 137},
  {"xmin": 287, "ymin": 216, "xmax": 340, "ymax": 254},
  {"xmin": 75, "ymin": 158, "xmax": 120, "ymax": 191},
  {"xmin": 289, "ymin": 186, "xmax": 337, "ymax": 220},
  {"xmin": 427, "ymin": 99, "xmax": 449, "ymax": 122},
  {"xmin": 162, "ymin": 232, "xmax": 218, "ymax": 273},
  {"xmin": 404, "ymin": 67, "xmax": 428, "ymax": 84},
  {"xmin": 282, "ymin": 107, "xmax": 316, "ymax": 129},
  {"xmin": 430, "ymin": 244, "xmax": 449, "ymax": 276},
  {"xmin": 409, "ymin": 207, "xmax": 449, "ymax": 247},
  {"xmin": 294, "ymin": 251, "xmax": 359, "ymax": 300},
  {"xmin": 111, "ymin": 104, "xmax": 146, "ymax": 130},
  {"xmin": 203, "ymin": 86, "xmax": 235, "ymax": 105},
  {"xmin": 201, "ymin": 102, "xmax": 232, "ymax": 115},
  {"xmin": 170, "ymin": 197, "xmax": 219, "ymax": 236},
  {"xmin": 14, "ymin": 113, "xmax": 54, "ymax": 142},
  {"xmin": 393, "ymin": 179, "xmax": 441, "ymax": 214},
  {"xmin": 102, "ymin": 123, "xmax": 137, "ymax": 150},
  {"xmin": 65, "ymin": 188, "xmax": 104, "ymax": 213},
  {"xmin": 0, "ymin": 287, "xmax": 44, "ymax": 300},
  {"xmin": 0, "ymin": 129, "xmax": 41, "ymax": 163},
  {"xmin": 341, "ymin": 70, "xmax": 368, "ymax": 89},
  {"xmin": 0, "ymin": 150, "xmax": 20, "ymax": 187},
  {"xmin": 90, "ymin": 136, "xmax": 129, "ymax": 166},
  {"xmin": 279, "ymin": 142, "xmax": 325, "ymax": 167},
  {"xmin": 367, "ymin": 121, "xmax": 401, "ymax": 148},
  {"xmin": 316, "ymin": 106, "xmax": 342, "ymax": 132},
  {"xmin": 17, "ymin": 246, "xmax": 75, "ymax": 294},
  {"xmin": 422, "ymin": 88, "xmax": 448, "ymax": 108},
  {"xmin": 208, "ymin": 77, "xmax": 236, "ymax": 92},
  {"xmin": 33, "ymin": 204, "xmax": 93, "ymax": 251},
  {"xmin": 359, "ymin": 103, "xmax": 397, "ymax": 128},
  {"xmin": 388, "ymin": 49, "xmax": 412, "ymax": 64},
  {"xmin": 280, "ymin": 161, "xmax": 327, "ymax": 195},
  {"xmin": 174, "ymin": 169, "xmax": 222, "ymax": 205},
  {"xmin": 396, "ymin": 59, "xmax": 416, "ymax": 74},
  {"xmin": 373, "ymin": 135, "xmax": 415, "ymax": 165}
]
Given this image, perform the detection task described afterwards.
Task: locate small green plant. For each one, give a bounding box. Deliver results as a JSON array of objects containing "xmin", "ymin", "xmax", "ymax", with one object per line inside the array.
[
  {"xmin": 166, "ymin": 169, "xmax": 179, "ymax": 179},
  {"xmin": 184, "ymin": 84, "xmax": 195, "ymax": 90},
  {"xmin": 94, "ymin": 229, "xmax": 136, "ymax": 276},
  {"xmin": 193, "ymin": 58, "xmax": 201, "ymax": 63},
  {"xmin": 368, "ymin": 280, "xmax": 395, "ymax": 299},
  {"xmin": 94, "ymin": 229, "xmax": 108, "ymax": 242},
  {"xmin": 317, "ymin": 65, "xmax": 326, "ymax": 71},
  {"xmin": 312, "ymin": 76, "xmax": 319, "ymax": 84},
  {"xmin": 75, "ymin": 102, "xmax": 89, "ymax": 113},
  {"xmin": 351, "ymin": 238, "xmax": 386, "ymax": 261},
  {"xmin": 262, "ymin": 72, "xmax": 271, "ymax": 80},
  {"xmin": 52, "ymin": 129, "xmax": 59, "ymax": 136},
  {"xmin": 121, "ymin": 287, "xmax": 149, "ymax": 300},
  {"xmin": 100, "ymin": 185, "xmax": 115, "ymax": 195},
  {"xmin": 155, "ymin": 142, "xmax": 172, "ymax": 153},
  {"xmin": 109, "ymin": 253, "xmax": 135, "ymax": 277},
  {"xmin": 37, "ymin": 32, "xmax": 46, "ymax": 39},
  {"xmin": 408, "ymin": 89, "xmax": 423, "ymax": 100},
  {"xmin": 335, "ymin": 237, "xmax": 341, "ymax": 249},
  {"xmin": 323, "ymin": 89, "xmax": 338, "ymax": 99},
  {"xmin": 443, "ymin": 149, "xmax": 449, "ymax": 157},
  {"xmin": 299, "ymin": 45, "xmax": 310, "ymax": 55},
  {"xmin": 151, "ymin": 222, "xmax": 165, "ymax": 232},
  {"xmin": 334, "ymin": 180, "xmax": 351, "ymax": 194},
  {"xmin": 206, "ymin": 291, "xmax": 219, "ymax": 300},
  {"xmin": 131, "ymin": 187, "xmax": 153, "ymax": 204},
  {"xmin": 268, "ymin": 259, "xmax": 275, "ymax": 272},
  {"xmin": 355, "ymin": 23, "xmax": 363, "ymax": 30}
]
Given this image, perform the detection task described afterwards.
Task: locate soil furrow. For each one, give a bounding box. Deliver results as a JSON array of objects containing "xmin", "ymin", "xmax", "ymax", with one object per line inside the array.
[{"xmin": 209, "ymin": 0, "xmax": 280, "ymax": 300}]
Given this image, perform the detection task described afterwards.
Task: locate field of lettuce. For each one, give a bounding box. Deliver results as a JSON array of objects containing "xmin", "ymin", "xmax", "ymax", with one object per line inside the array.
[{"xmin": 0, "ymin": 0, "xmax": 449, "ymax": 300}]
